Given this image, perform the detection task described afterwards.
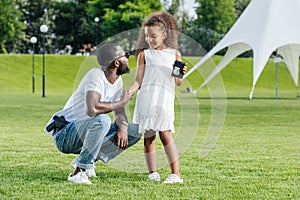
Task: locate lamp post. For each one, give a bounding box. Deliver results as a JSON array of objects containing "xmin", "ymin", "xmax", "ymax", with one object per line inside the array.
[
  {"xmin": 40, "ymin": 24, "xmax": 48, "ymax": 98},
  {"xmin": 30, "ymin": 36, "xmax": 37, "ymax": 93},
  {"xmin": 273, "ymin": 56, "xmax": 282, "ymax": 99},
  {"xmin": 94, "ymin": 17, "xmax": 100, "ymax": 45}
]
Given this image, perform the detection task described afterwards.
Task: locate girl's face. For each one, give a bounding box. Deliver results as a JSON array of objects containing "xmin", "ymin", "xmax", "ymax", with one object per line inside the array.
[{"xmin": 144, "ymin": 25, "xmax": 166, "ymax": 49}]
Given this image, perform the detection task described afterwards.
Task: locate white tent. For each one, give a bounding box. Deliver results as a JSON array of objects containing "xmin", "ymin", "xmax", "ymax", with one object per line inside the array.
[{"xmin": 184, "ymin": 0, "xmax": 300, "ymax": 99}]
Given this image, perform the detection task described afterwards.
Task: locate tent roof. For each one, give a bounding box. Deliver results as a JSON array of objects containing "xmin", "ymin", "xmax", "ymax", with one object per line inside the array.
[{"xmin": 184, "ymin": 0, "xmax": 300, "ymax": 98}]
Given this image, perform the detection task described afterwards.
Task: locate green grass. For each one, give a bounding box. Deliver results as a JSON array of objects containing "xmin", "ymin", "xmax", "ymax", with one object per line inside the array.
[{"xmin": 0, "ymin": 54, "xmax": 299, "ymax": 199}]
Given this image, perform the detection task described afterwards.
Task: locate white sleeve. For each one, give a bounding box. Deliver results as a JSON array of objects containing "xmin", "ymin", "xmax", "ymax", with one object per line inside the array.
[
  {"xmin": 112, "ymin": 78, "xmax": 123, "ymax": 101},
  {"xmin": 84, "ymin": 69, "xmax": 104, "ymax": 95}
]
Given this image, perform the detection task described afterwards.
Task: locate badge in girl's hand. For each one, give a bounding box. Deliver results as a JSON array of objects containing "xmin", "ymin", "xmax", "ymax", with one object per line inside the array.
[{"xmin": 172, "ymin": 60, "xmax": 185, "ymax": 79}]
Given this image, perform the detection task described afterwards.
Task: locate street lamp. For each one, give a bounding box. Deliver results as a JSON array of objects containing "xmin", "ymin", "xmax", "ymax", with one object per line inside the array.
[
  {"xmin": 273, "ymin": 56, "xmax": 282, "ymax": 99},
  {"xmin": 94, "ymin": 17, "xmax": 100, "ymax": 45},
  {"xmin": 40, "ymin": 24, "xmax": 48, "ymax": 97},
  {"xmin": 30, "ymin": 36, "xmax": 37, "ymax": 93}
]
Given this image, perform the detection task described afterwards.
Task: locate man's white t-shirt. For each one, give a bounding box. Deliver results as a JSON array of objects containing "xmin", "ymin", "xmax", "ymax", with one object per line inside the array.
[{"xmin": 45, "ymin": 68, "xmax": 123, "ymax": 135}]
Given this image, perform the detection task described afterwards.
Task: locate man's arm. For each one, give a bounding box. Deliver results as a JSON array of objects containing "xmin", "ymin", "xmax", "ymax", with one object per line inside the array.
[
  {"xmin": 112, "ymin": 107, "xmax": 129, "ymax": 150},
  {"xmin": 114, "ymin": 107, "xmax": 128, "ymax": 128},
  {"xmin": 85, "ymin": 90, "xmax": 131, "ymax": 117}
]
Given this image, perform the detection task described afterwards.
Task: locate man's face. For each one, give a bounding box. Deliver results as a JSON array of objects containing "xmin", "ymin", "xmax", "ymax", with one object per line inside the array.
[
  {"xmin": 115, "ymin": 50, "xmax": 130, "ymax": 75},
  {"xmin": 116, "ymin": 58, "xmax": 130, "ymax": 75}
]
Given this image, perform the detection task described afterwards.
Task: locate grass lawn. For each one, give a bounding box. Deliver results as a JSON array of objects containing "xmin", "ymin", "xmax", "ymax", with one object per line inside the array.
[{"xmin": 0, "ymin": 54, "xmax": 299, "ymax": 199}]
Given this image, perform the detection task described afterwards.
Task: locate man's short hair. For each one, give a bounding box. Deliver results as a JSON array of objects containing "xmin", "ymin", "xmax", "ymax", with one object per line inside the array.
[{"xmin": 97, "ymin": 43, "xmax": 122, "ymax": 70}]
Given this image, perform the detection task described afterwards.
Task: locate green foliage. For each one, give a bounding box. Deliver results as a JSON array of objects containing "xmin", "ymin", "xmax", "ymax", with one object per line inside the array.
[
  {"xmin": 0, "ymin": 0, "xmax": 25, "ymax": 53},
  {"xmin": 181, "ymin": 21, "xmax": 225, "ymax": 53},
  {"xmin": 189, "ymin": 0, "xmax": 237, "ymax": 51},
  {"xmin": 100, "ymin": 0, "xmax": 162, "ymax": 41},
  {"xmin": 0, "ymin": 0, "xmax": 163, "ymax": 54},
  {"xmin": 0, "ymin": 0, "xmax": 254, "ymax": 56},
  {"xmin": 87, "ymin": 0, "xmax": 119, "ymax": 17},
  {"xmin": 53, "ymin": 0, "xmax": 97, "ymax": 53},
  {"xmin": 196, "ymin": 0, "xmax": 236, "ymax": 34},
  {"xmin": 20, "ymin": 0, "xmax": 55, "ymax": 53},
  {"xmin": 234, "ymin": 0, "xmax": 251, "ymax": 17}
]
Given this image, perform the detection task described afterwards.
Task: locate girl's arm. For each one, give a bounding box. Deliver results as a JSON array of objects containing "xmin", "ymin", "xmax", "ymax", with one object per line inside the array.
[
  {"xmin": 175, "ymin": 50, "xmax": 187, "ymax": 86},
  {"xmin": 128, "ymin": 51, "xmax": 146, "ymax": 95}
]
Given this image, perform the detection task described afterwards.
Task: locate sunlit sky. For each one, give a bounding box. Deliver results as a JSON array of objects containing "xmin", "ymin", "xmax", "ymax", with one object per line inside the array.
[{"xmin": 161, "ymin": 0, "xmax": 198, "ymax": 19}]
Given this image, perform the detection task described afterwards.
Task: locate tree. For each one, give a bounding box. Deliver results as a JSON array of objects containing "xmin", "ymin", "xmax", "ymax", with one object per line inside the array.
[
  {"xmin": 53, "ymin": 0, "xmax": 94, "ymax": 53},
  {"xmin": 0, "ymin": 0, "xmax": 164, "ymax": 54},
  {"xmin": 0, "ymin": 0, "xmax": 25, "ymax": 53},
  {"xmin": 192, "ymin": 0, "xmax": 236, "ymax": 51},
  {"xmin": 90, "ymin": 0, "xmax": 162, "ymax": 50},
  {"xmin": 18, "ymin": 0, "xmax": 55, "ymax": 54},
  {"xmin": 52, "ymin": 0, "xmax": 162, "ymax": 53},
  {"xmin": 195, "ymin": 0, "xmax": 236, "ymax": 34},
  {"xmin": 234, "ymin": 0, "xmax": 251, "ymax": 17}
]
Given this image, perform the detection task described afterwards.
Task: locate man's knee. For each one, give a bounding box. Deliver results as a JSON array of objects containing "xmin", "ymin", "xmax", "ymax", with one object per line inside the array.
[
  {"xmin": 95, "ymin": 114, "xmax": 111, "ymax": 126},
  {"xmin": 128, "ymin": 123, "xmax": 141, "ymax": 144},
  {"xmin": 90, "ymin": 114, "xmax": 111, "ymax": 134}
]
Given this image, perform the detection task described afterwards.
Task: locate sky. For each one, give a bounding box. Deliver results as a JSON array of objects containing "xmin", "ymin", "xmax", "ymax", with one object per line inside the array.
[
  {"xmin": 182, "ymin": 0, "xmax": 198, "ymax": 18},
  {"xmin": 161, "ymin": 0, "xmax": 198, "ymax": 19}
]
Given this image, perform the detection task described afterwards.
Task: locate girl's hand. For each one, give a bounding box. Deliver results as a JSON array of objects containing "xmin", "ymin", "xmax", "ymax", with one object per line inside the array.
[
  {"xmin": 183, "ymin": 65, "xmax": 187, "ymax": 75},
  {"xmin": 175, "ymin": 64, "xmax": 187, "ymax": 86}
]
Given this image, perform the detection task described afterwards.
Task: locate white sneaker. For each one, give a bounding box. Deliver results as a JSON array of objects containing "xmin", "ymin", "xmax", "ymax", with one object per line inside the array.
[
  {"xmin": 70, "ymin": 159, "xmax": 97, "ymax": 177},
  {"xmin": 163, "ymin": 174, "xmax": 183, "ymax": 184},
  {"xmin": 85, "ymin": 168, "xmax": 97, "ymax": 177},
  {"xmin": 68, "ymin": 172, "xmax": 92, "ymax": 184},
  {"xmin": 148, "ymin": 172, "xmax": 160, "ymax": 181}
]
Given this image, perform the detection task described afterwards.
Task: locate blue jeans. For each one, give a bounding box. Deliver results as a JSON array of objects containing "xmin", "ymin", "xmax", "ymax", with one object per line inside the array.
[{"xmin": 54, "ymin": 114, "xmax": 140, "ymax": 170}]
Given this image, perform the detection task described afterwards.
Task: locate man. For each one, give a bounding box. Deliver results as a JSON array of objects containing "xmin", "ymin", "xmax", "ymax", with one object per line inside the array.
[{"xmin": 45, "ymin": 43, "xmax": 141, "ymax": 184}]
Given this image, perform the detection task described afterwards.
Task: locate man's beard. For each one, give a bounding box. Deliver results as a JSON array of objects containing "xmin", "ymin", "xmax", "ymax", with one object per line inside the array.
[{"xmin": 116, "ymin": 63, "xmax": 130, "ymax": 75}]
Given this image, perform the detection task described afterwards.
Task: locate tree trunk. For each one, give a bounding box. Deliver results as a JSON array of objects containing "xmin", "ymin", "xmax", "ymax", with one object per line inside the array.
[{"xmin": 1, "ymin": 43, "xmax": 8, "ymax": 54}]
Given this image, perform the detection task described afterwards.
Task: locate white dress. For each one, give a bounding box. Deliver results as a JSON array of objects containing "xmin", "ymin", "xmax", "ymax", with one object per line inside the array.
[{"xmin": 133, "ymin": 48, "xmax": 176, "ymax": 133}]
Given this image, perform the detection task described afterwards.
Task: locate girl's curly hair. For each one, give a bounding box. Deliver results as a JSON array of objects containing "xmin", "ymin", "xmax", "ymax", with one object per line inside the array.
[{"xmin": 135, "ymin": 11, "xmax": 179, "ymax": 57}]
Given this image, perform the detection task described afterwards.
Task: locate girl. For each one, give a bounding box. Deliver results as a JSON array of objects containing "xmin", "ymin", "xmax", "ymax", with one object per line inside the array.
[{"xmin": 128, "ymin": 11, "xmax": 186, "ymax": 184}]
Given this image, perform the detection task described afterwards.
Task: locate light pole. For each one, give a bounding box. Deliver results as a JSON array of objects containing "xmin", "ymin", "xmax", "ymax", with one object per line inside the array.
[
  {"xmin": 30, "ymin": 36, "xmax": 37, "ymax": 93},
  {"xmin": 40, "ymin": 24, "xmax": 48, "ymax": 98},
  {"xmin": 273, "ymin": 56, "xmax": 282, "ymax": 99},
  {"xmin": 94, "ymin": 17, "xmax": 100, "ymax": 45}
]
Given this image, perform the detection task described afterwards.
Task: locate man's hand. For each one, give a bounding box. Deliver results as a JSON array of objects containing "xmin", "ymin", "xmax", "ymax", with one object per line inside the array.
[
  {"xmin": 120, "ymin": 90, "xmax": 133, "ymax": 105},
  {"xmin": 112, "ymin": 127, "xmax": 128, "ymax": 151}
]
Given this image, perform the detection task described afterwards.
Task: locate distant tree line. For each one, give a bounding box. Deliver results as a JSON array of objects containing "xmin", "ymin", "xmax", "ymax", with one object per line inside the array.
[{"xmin": 0, "ymin": 0, "xmax": 250, "ymax": 55}]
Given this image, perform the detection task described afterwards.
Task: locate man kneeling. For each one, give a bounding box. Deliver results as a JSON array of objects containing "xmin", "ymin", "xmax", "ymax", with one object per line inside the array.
[{"xmin": 45, "ymin": 43, "xmax": 140, "ymax": 184}]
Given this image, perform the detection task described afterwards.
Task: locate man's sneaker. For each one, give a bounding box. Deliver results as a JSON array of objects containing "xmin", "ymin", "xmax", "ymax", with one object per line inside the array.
[
  {"xmin": 68, "ymin": 172, "xmax": 92, "ymax": 184},
  {"xmin": 148, "ymin": 172, "xmax": 160, "ymax": 181},
  {"xmin": 70, "ymin": 159, "xmax": 97, "ymax": 177},
  {"xmin": 163, "ymin": 174, "xmax": 183, "ymax": 184},
  {"xmin": 85, "ymin": 168, "xmax": 97, "ymax": 177}
]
